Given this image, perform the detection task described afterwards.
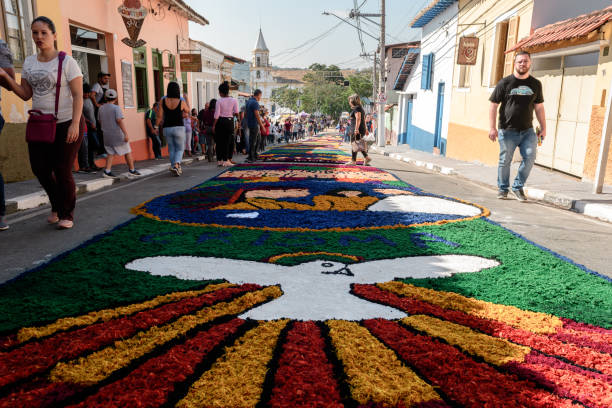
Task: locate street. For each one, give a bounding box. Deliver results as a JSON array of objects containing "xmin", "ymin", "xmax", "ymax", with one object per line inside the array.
[
  {"xmin": 0, "ymin": 161, "xmax": 228, "ymax": 283},
  {"xmin": 2, "ymin": 149, "xmax": 610, "ymax": 283},
  {"xmin": 0, "ymin": 135, "xmax": 609, "ymax": 407}
]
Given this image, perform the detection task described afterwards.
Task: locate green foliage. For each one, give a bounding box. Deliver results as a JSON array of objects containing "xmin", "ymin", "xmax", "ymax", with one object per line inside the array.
[
  {"xmin": 347, "ymin": 71, "xmax": 373, "ymax": 99},
  {"xmin": 272, "ymin": 64, "xmax": 373, "ymax": 118},
  {"xmin": 271, "ymin": 86, "xmax": 301, "ymax": 113}
]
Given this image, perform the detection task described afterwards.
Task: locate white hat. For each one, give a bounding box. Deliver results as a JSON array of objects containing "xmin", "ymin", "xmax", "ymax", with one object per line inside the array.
[{"xmin": 104, "ymin": 88, "xmax": 118, "ymax": 99}]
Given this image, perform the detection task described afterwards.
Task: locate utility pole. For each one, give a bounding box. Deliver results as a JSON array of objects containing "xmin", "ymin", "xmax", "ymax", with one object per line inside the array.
[
  {"xmin": 360, "ymin": 52, "xmax": 377, "ymax": 111},
  {"xmin": 372, "ymin": 55, "xmax": 377, "ymax": 108},
  {"xmin": 377, "ymin": 0, "xmax": 386, "ymax": 147}
]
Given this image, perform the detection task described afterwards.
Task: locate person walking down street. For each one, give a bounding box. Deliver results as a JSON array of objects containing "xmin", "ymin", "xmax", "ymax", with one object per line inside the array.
[
  {"xmin": 190, "ymin": 108, "xmax": 199, "ymax": 154},
  {"xmin": 157, "ymin": 81, "xmax": 189, "ymax": 176},
  {"xmin": 245, "ymin": 89, "xmax": 264, "ymax": 163},
  {"xmin": 198, "ymin": 101, "xmax": 216, "ymax": 161},
  {"xmin": 344, "ymin": 119, "xmax": 351, "ymax": 143},
  {"xmin": 0, "ymin": 38, "xmax": 15, "ymax": 231},
  {"xmin": 182, "ymin": 95, "xmax": 193, "ymax": 157},
  {"xmin": 261, "ymin": 111, "xmax": 271, "ymax": 149},
  {"xmin": 213, "ymin": 81, "xmax": 239, "ymax": 167},
  {"xmin": 489, "ymin": 50, "xmax": 546, "ymax": 202},
  {"xmin": 1, "ymin": 16, "xmax": 84, "ymax": 230},
  {"xmin": 145, "ymin": 102, "xmax": 162, "ymax": 159},
  {"xmin": 292, "ymin": 119, "xmax": 298, "ymax": 141},
  {"xmin": 98, "ymin": 89, "xmax": 140, "ymax": 179},
  {"xmin": 79, "ymin": 82, "xmax": 100, "ymax": 172},
  {"xmin": 284, "ymin": 118, "xmax": 292, "ymax": 143},
  {"xmin": 349, "ymin": 94, "xmax": 371, "ymax": 166},
  {"xmin": 91, "ymin": 72, "xmax": 110, "ymax": 155}
]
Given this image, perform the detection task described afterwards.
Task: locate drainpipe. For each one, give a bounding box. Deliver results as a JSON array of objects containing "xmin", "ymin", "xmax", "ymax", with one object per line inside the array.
[
  {"xmin": 593, "ymin": 76, "xmax": 612, "ymax": 193},
  {"xmin": 551, "ymin": 55, "xmax": 565, "ymax": 171}
]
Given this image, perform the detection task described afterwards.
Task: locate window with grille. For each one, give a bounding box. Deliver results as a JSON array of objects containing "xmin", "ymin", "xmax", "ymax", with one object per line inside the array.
[
  {"xmin": 181, "ymin": 72, "xmax": 188, "ymax": 95},
  {"xmin": 133, "ymin": 47, "xmax": 148, "ymax": 110},
  {"xmin": 392, "ymin": 48, "xmax": 409, "ymax": 58},
  {"xmin": 2, "ymin": 0, "xmax": 33, "ymax": 65}
]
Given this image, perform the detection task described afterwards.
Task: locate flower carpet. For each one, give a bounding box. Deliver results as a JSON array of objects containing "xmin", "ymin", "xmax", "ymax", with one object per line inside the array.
[
  {"xmin": 0, "ymin": 134, "xmax": 610, "ymax": 407},
  {"xmin": 258, "ymin": 136, "xmax": 362, "ymax": 164}
]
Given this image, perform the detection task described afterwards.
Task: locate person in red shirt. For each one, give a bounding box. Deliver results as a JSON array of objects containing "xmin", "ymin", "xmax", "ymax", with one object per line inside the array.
[
  {"xmin": 283, "ymin": 118, "xmax": 292, "ymax": 143},
  {"xmin": 262, "ymin": 111, "xmax": 271, "ymax": 147}
]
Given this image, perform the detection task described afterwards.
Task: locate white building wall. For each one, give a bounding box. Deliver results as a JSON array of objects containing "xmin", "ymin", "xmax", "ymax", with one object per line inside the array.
[
  {"xmin": 189, "ymin": 43, "xmax": 223, "ymax": 111},
  {"xmin": 400, "ymin": 3, "xmax": 458, "ymax": 153}
]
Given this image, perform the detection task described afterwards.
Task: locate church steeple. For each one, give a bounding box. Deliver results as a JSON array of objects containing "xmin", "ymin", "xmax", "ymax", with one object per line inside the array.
[{"xmin": 254, "ymin": 28, "xmax": 269, "ymax": 52}]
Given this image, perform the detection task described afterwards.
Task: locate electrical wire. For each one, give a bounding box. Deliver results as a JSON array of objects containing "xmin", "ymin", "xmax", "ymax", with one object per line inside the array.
[
  {"xmin": 276, "ymin": 25, "xmax": 343, "ymax": 67},
  {"xmin": 272, "ymin": 22, "xmax": 343, "ymax": 58}
]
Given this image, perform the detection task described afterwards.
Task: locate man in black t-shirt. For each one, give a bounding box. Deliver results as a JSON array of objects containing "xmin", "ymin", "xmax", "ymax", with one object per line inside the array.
[{"xmin": 489, "ymin": 51, "xmax": 546, "ymax": 201}]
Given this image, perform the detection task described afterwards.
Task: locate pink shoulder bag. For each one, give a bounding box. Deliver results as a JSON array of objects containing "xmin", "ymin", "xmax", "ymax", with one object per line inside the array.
[{"xmin": 25, "ymin": 51, "xmax": 66, "ymax": 144}]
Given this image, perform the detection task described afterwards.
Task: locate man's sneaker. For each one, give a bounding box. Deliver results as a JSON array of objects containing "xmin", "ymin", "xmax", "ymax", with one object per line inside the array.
[
  {"xmin": 0, "ymin": 217, "xmax": 8, "ymax": 231},
  {"xmin": 497, "ymin": 190, "xmax": 508, "ymax": 199},
  {"xmin": 103, "ymin": 170, "xmax": 119, "ymax": 179},
  {"xmin": 170, "ymin": 167, "xmax": 180, "ymax": 177},
  {"xmin": 512, "ymin": 188, "xmax": 528, "ymax": 202},
  {"xmin": 128, "ymin": 169, "xmax": 141, "ymax": 176}
]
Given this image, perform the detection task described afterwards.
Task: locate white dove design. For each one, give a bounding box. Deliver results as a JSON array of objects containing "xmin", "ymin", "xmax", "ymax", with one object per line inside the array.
[{"xmin": 126, "ymin": 255, "xmax": 499, "ymax": 321}]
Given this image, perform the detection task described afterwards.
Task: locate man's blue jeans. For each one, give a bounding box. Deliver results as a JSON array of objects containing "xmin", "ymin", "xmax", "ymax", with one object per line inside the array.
[
  {"xmin": 498, "ymin": 128, "xmax": 537, "ymax": 192},
  {"xmin": 0, "ymin": 113, "xmax": 5, "ymax": 217},
  {"xmin": 243, "ymin": 127, "xmax": 250, "ymax": 154}
]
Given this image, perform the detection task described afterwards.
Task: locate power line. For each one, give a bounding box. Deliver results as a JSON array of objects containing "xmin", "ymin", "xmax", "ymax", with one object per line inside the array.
[
  {"xmin": 271, "ymin": 21, "xmax": 343, "ymax": 58},
  {"xmin": 276, "ymin": 23, "xmax": 344, "ymax": 66}
]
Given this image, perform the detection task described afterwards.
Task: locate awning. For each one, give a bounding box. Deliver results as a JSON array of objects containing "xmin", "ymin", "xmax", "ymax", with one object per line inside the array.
[
  {"xmin": 507, "ymin": 5, "xmax": 612, "ymax": 54},
  {"xmin": 393, "ymin": 49, "xmax": 420, "ymax": 91},
  {"xmin": 411, "ymin": 0, "xmax": 457, "ymax": 28}
]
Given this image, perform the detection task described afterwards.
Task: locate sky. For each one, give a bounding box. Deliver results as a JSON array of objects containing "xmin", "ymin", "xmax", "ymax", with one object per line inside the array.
[{"xmin": 186, "ymin": 0, "xmax": 432, "ymax": 69}]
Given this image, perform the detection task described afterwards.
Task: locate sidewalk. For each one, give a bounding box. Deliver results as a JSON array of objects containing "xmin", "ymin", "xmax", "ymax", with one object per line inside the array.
[
  {"xmin": 3, "ymin": 155, "xmax": 211, "ymax": 215},
  {"xmin": 369, "ymin": 144, "xmax": 612, "ymax": 223}
]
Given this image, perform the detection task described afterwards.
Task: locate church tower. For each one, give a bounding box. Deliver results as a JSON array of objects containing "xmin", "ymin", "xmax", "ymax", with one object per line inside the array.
[{"xmin": 250, "ymin": 29, "xmax": 274, "ymax": 110}]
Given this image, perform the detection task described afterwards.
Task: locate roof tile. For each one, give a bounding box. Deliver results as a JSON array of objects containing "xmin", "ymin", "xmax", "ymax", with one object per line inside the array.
[{"xmin": 507, "ymin": 5, "xmax": 612, "ymax": 53}]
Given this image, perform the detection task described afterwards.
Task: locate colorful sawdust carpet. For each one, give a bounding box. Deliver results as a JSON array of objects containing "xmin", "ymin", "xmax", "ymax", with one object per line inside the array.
[
  {"xmin": 258, "ymin": 136, "xmax": 361, "ymax": 164},
  {"xmin": 0, "ymin": 135, "xmax": 610, "ymax": 407}
]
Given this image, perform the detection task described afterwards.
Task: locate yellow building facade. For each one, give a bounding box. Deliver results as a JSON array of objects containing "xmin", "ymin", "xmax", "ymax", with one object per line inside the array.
[{"xmin": 446, "ymin": 0, "xmax": 534, "ymax": 166}]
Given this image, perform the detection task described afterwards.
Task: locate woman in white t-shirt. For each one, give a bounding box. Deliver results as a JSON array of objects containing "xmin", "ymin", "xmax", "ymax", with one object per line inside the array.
[{"xmin": 0, "ymin": 16, "xmax": 83, "ymax": 229}]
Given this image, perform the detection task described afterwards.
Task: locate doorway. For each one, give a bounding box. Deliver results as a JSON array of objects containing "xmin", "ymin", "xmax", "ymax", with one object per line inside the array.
[
  {"xmin": 434, "ymin": 82, "xmax": 445, "ymax": 155},
  {"xmin": 70, "ymin": 25, "xmax": 108, "ymax": 86},
  {"xmin": 152, "ymin": 50, "xmax": 163, "ymax": 102},
  {"xmin": 402, "ymin": 99, "xmax": 413, "ymax": 145}
]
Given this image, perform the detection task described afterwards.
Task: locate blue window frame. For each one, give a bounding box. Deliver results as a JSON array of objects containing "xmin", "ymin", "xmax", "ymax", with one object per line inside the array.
[{"xmin": 421, "ymin": 53, "xmax": 434, "ymax": 90}]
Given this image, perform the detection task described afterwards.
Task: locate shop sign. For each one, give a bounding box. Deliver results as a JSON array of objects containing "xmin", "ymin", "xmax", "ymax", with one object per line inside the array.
[
  {"xmin": 118, "ymin": 0, "xmax": 148, "ymax": 48},
  {"xmin": 457, "ymin": 37, "xmax": 479, "ymax": 65},
  {"xmin": 179, "ymin": 53, "xmax": 202, "ymax": 72}
]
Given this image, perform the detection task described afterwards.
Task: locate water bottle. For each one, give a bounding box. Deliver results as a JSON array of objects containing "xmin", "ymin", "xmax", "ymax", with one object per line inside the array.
[{"xmin": 536, "ymin": 126, "xmax": 542, "ymax": 146}]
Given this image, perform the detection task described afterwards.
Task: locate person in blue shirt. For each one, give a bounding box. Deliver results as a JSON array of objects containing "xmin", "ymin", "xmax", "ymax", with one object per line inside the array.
[{"xmin": 245, "ymin": 89, "xmax": 265, "ymax": 162}]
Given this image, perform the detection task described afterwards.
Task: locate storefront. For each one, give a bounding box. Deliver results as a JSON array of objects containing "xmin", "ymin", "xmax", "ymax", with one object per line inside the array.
[{"xmin": 0, "ymin": 0, "xmax": 209, "ymax": 181}]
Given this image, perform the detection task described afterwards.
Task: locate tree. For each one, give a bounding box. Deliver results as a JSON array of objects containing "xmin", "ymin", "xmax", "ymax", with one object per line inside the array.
[
  {"xmin": 271, "ymin": 86, "xmax": 301, "ymax": 113},
  {"xmin": 272, "ymin": 64, "xmax": 373, "ymax": 119},
  {"xmin": 347, "ymin": 70, "xmax": 373, "ymax": 99}
]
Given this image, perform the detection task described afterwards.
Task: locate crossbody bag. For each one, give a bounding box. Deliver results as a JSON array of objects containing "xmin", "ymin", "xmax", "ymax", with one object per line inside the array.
[{"xmin": 25, "ymin": 51, "xmax": 66, "ymax": 144}]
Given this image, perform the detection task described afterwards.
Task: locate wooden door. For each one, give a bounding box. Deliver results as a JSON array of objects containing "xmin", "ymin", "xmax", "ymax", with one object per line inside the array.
[
  {"xmin": 553, "ymin": 65, "xmax": 597, "ymax": 175},
  {"xmin": 532, "ymin": 69, "xmax": 563, "ymax": 168}
]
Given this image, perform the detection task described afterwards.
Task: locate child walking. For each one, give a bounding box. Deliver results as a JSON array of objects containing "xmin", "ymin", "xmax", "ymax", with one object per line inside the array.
[{"xmin": 98, "ymin": 89, "xmax": 141, "ymax": 178}]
